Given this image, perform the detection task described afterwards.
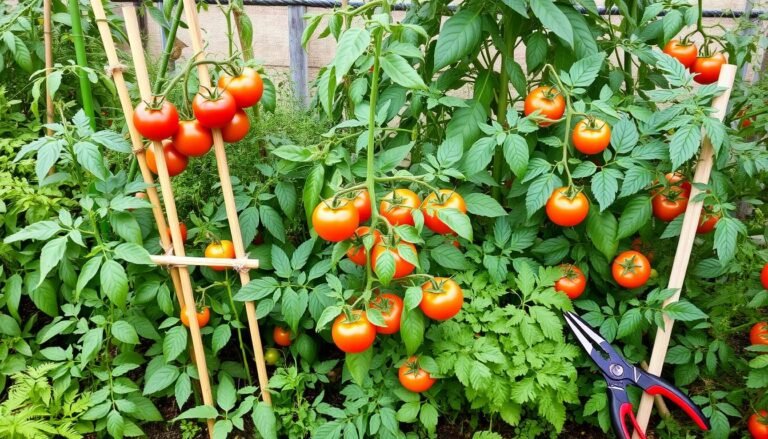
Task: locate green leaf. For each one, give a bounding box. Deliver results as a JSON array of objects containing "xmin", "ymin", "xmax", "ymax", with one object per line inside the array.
[
  {"xmin": 36, "ymin": 139, "xmax": 62, "ymax": 184},
  {"xmin": 345, "ymin": 349, "xmax": 372, "ymax": 386},
  {"xmin": 663, "ymin": 301, "xmax": 708, "ymax": 322},
  {"xmin": 464, "ymin": 193, "xmax": 506, "ymax": 218},
  {"xmin": 433, "ymin": 9, "xmax": 482, "ymax": 71},
  {"xmin": 531, "ymin": 0, "xmax": 573, "ymax": 47},
  {"xmin": 713, "ymin": 217, "xmax": 743, "ymax": 262},
  {"xmin": 375, "ymin": 250, "xmax": 396, "ymax": 286},
  {"xmin": 216, "ymin": 374, "xmax": 237, "ymax": 412},
  {"xmin": 462, "ymin": 137, "xmax": 496, "ymax": 176},
  {"xmin": 110, "ymin": 212, "xmax": 142, "ymax": 244},
  {"xmin": 587, "ymin": 209, "xmax": 618, "ymax": 260},
  {"xmin": 30, "ymin": 279, "xmax": 58, "ymax": 317},
  {"xmin": 91, "ymin": 130, "xmax": 132, "ymax": 154},
  {"xmin": 446, "ymin": 100, "xmax": 486, "ymax": 147},
  {"xmin": 113, "ymin": 320, "xmax": 139, "ymax": 345},
  {"xmin": 333, "ymin": 27, "xmax": 370, "ymax": 82},
  {"xmin": 502, "ymin": 0, "xmax": 528, "ymax": 17},
  {"xmin": 281, "ymin": 288, "xmax": 308, "ymax": 334},
  {"xmin": 401, "ymin": 309, "xmax": 425, "ymax": 355},
  {"xmin": 107, "ymin": 409, "xmax": 125, "ymax": 439},
  {"xmin": 590, "ymin": 169, "xmax": 620, "ymax": 211},
  {"xmin": 163, "ymin": 326, "xmax": 188, "ymax": 362},
  {"xmin": 260, "ymin": 77, "xmax": 277, "ymax": 112},
  {"xmin": 39, "ymin": 237, "xmax": 67, "ymax": 285},
  {"xmin": 611, "ymin": 117, "xmax": 639, "ymax": 154},
  {"xmin": 572, "ymin": 161, "xmax": 597, "ymax": 178},
  {"xmin": 617, "ymin": 308, "xmax": 642, "ymax": 339},
  {"xmin": 436, "ymin": 208, "xmax": 473, "ymax": 241},
  {"xmin": 430, "ymin": 244, "xmax": 471, "ymax": 270},
  {"xmin": 125, "ymin": 395, "xmax": 163, "ymax": 421},
  {"xmin": 662, "ymin": 9, "xmax": 684, "ymax": 43},
  {"xmin": 212, "ymin": 325, "xmax": 231, "ymax": 354},
  {"xmin": 376, "ymin": 143, "xmax": 413, "ymax": 172},
  {"xmin": 143, "ymin": 365, "xmax": 179, "ymax": 395},
  {"xmin": 252, "ymin": 402, "xmax": 277, "ymax": 439},
  {"xmin": 274, "ymin": 182, "xmax": 297, "ymax": 217},
  {"xmin": 617, "ymin": 196, "xmax": 651, "ymax": 239},
  {"xmin": 437, "ymin": 136, "xmax": 463, "ymax": 166},
  {"xmin": 260, "ymin": 205, "xmax": 286, "ymax": 243},
  {"xmin": 567, "ymin": 53, "xmax": 605, "ymax": 88},
  {"xmin": 419, "ymin": 403, "xmax": 439, "ymax": 431},
  {"xmin": 380, "ymin": 53, "xmax": 427, "ymax": 90},
  {"xmin": 4, "ymin": 274, "xmax": 21, "ymax": 321},
  {"xmin": 526, "ymin": 174, "xmax": 562, "ymax": 216},
  {"xmin": 619, "ymin": 167, "xmax": 653, "ymax": 198},
  {"xmin": 74, "ymin": 141, "xmax": 108, "ymax": 181},
  {"xmin": 80, "ymin": 328, "xmax": 103, "ymax": 368},
  {"xmin": 175, "ymin": 374, "xmax": 192, "ymax": 408},
  {"xmin": 4, "ymin": 220, "xmax": 61, "ymax": 243},
  {"xmin": 234, "ymin": 277, "xmax": 279, "ymax": 301},
  {"xmin": 173, "ymin": 405, "xmax": 219, "ymax": 421},
  {"xmin": 238, "ymin": 207, "xmax": 260, "ymax": 246},
  {"xmin": 669, "ymin": 125, "xmax": 701, "ymax": 170},
  {"xmin": 503, "ymin": 133, "xmax": 529, "ymax": 178},
  {"xmin": 114, "ymin": 243, "xmax": 152, "ymax": 265},
  {"xmin": 315, "ymin": 306, "xmax": 341, "ymax": 332},
  {"xmin": 397, "ymin": 401, "xmax": 420, "ymax": 422},
  {"xmin": 525, "ymin": 32, "xmax": 548, "ymax": 71},
  {"xmin": 303, "ymin": 164, "xmax": 325, "ymax": 223},
  {"xmin": 101, "ymin": 260, "xmax": 128, "ymax": 309}
]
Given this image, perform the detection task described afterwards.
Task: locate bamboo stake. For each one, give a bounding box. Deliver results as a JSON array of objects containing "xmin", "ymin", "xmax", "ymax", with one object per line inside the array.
[
  {"xmin": 123, "ymin": 8, "xmax": 216, "ymax": 437},
  {"xmin": 633, "ymin": 64, "xmax": 737, "ymax": 437},
  {"xmin": 151, "ymin": 254, "xmax": 259, "ymax": 269},
  {"xmin": 182, "ymin": 0, "xmax": 272, "ymax": 405},
  {"xmin": 89, "ymin": 0, "xmax": 189, "ymax": 319},
  {"xmin": 43, "ymin": 0, "xmax": 53, "ymax": 135}
]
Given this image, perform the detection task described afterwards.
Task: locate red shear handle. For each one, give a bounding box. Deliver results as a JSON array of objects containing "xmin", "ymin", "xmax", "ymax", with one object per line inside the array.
[
  {"xmin": 608, "ymin": 388, "xmax": 647, "ymax": 439},
  {"xmin": 637, "ymin": 372, "xmax": 711, "ymax": 431}
]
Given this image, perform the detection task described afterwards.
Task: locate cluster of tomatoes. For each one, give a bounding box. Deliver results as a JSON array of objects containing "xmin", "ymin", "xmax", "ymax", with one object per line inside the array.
[
  {"xmin": 311, "ymin": 188, "xmax": 468, "ymax": 392},
  {"xmin": 652, "ymin": 172, "xmax": 721, "ymax": 233},
  {"xmin": 132, "ymin": 67, "xmax": 264, "ymax": 176},
  {"xmin": 750, "ymin": 265, "xmax": 768, "ymax": 438},
  {"xmin": 662, "ymin": 38, "xmax": 726, "ymax": 85},
  {"xmin": 554, "ymin": 249, "xmax": 653, "ymax": 300}
]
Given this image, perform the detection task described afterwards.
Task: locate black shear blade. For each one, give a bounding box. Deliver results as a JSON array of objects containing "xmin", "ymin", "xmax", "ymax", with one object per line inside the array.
[{"xmin": 563, "ymin": 311, "xmax": 618, "ymax": 365}]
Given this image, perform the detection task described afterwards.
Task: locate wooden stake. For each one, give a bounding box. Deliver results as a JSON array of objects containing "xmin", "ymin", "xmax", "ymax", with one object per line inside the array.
[
  {"xmin": 122, "ymin": 7, "xmax": 216, "ymax": 437},
  {"xmin": 151, "ymin": 254, "xmax": 259, "ymax": 269},
  {"xmin": 633, "ymin": 64, "xmax": 737, "ymax": 437},
  {"xmin": 181, "ymin": 0, "xmax": 272, "ymax": 405},
  {"xmin": 43, "ymin": 0, "xmax": 53, "ymax": 136}
]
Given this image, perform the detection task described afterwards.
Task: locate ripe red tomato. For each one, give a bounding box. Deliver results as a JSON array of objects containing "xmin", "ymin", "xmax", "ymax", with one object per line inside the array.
[
  {"xmin": 751, "ymin": 322, "xmax": 768, "ymax": 346},
  {"xmin": 663, "ymin": 39, "xmax": 698, "ymax": 68},
  {"xmin": 398, "ymin": 356, "xmax": 436, "ymax": 393},
  {"xmin": 421, "ymin": 189, "xmax": 467, "ymax": 235},
  {"xmin": 173, "ymin": 119, "xmax": 213, "ymax": 157},
  {"xmin": 217, "ymin": 67, "xmax": 264, "ymax": 108},
  {"xmin": 264, "ymin": 348, "xmax": 280, "ymax": 366},
  {"xmin": 180, "ymin": 305, "xmax": 210, "ymax": 328},
  {"xmin": 352, "ymin": 190, "xmax": 372, "ymax": 223},
  {"xmin": 192, "ymin": 89, "xmax": 238, "ymax": 128},
  {"xmin": 371, "ymin": 293, "xmax": 403, "ymax": 334},
  {"xmin": 572, "ymin": 118, "xmax": 611, "ymax": 155},
  {"xmin": 652, "ymin": 188, "xmax": 688, "ymax": 221},
  {"xmin": 749, "ymin": 410, "xmax": 768, "ymax": 439},
  {"xmin": 273, "ymin": 326, "xmax": 292, "ymax": 347},
  {"xmin": 555, "ymin": 264, "xmax": 586, "ymax": 299},
  {"xmin": 664, "ymin": 172, "xmax": 692, "ymax": 197},
  {"xmin": 221, "ymin": 109, "xmax": 250, "ymax": 143},
  {"xmin": 331, "ymin": 310, "xmax": 376, "ymax": 353},
  {"xmin": 612, "ymin": 250, "xmax": 651, "ymax": 289},
  {"xmin": 346, "ymin": 227, "xmax": 382, "ymax": 266},
  {"xmin": 205, "ymin": 240, "xmax": 236, "ymax": 271},
  {"xmin": 738, "ymin": 108, "xmax": 754, "ymax": 128},
  {"xmin": 312, "ymin": 199, "xmax": 359, "ymax": 242},
  {"xmin": 380, "ymin": 189, "xmax": 421, "ymax": 226},
  {"xmin": 524, "ymin": 86, "xmax": 565, "ymax": 126},
  {"xmin": 420, "ymin": 277, "xmax": 463, "ymax": 320},
  {"xmin": 146, "ymin": 140, "xmax": 188, "ymax": 177},
  {"xmin": 133, "ymin": 100, "xmax": 179, "ymax": 141},
  {"xmin": 546, "ymin": 187, "xmax": 589, "ymax": 227},
  {"xmin": 692, "ymin": 53, "xmax": 727, "ymax": 84},
  {"xmin": 371, "ymin": 242, "xmax": 417, "ymax": 279},
  {"xmin": 165, "ymin": 223, "xmax": 187, "ymax": 243},
  {"xmin": 696, "ymin": 211, "xmax": 720, "ymax": 234},
  {"xmin": 761, "ymin": 263, "xmax": 768, "ymax": 290}
]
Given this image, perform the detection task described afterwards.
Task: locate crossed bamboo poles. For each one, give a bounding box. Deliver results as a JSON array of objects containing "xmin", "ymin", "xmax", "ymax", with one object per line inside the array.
[{"xmin": 90, "ymin": 2, "xmax": 272, "ymax": 436}]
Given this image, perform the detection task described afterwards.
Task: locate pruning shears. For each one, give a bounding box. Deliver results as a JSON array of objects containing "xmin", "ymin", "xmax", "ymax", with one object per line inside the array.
[{"xmin": 563, "ymin": 311, "xmax": 711, "ymax": 439}]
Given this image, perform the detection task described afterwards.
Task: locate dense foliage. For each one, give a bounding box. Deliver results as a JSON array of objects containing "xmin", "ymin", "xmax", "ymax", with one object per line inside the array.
[{"xmin": 1, "ymin": 0, "xmax": 767, "ymax": 438}]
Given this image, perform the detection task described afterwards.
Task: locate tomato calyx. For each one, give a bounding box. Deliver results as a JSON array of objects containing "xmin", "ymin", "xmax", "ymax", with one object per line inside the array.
[
  {"xmin": 400, "ymin": 356, "xmax": 424, "ymax": 376},
  {"xmin": 581, "ymin": 115, "xmax": 606, "ymax": 131},
  {"xmin": 560, "ymin": 185, "xmax": 584, "ymax": 201},
  {"xmin": 144, "ymin": 95, "xmax": 169, "ymax": 111},
  {"xmin": 197, "ymin": 85, "xmax": 229, "ymax": 102},
  {"xmin": 617, "ymin": 254, "xmax": 643, "ymax": 276}
]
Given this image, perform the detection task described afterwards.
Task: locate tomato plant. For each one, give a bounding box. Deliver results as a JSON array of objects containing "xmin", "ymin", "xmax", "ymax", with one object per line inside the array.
[
  {"xmin": 331, "ymin": 311, "xmax": 376, "ymax": 353},
  {"xmin": 371, "ymin": 242, "xmax": 417, "ymax": 280},
  {"xmin": 421, "ymin": 189, "xmax": 467, "ymax": 235},
  {"xmin": 572, "ymin": 117, "xmax": 611, "ymax": 155},
  {"xmin": 398, "ymin": 356, "xmax": 436, "ymax": 393},
  {"xmin": 379, "ymin": 189, "xmax": 420, "ymax": 226},
  {"xmin": 192, "ymin": 89, "xmax": 238, "ymax": 128},
  {"xmin": 749, "ymin": 411, "xmax": 768, "ymax": 439},
  {"xmin": 546, "ymin": 187, "xmax": 589, "ymax": 227},
  {"xmin": 312, "ymin": 198, "xmax": 359, "ymax": 242},
  {"xmin": 217, "ymin": 67, "xmax": 264, "ymax": 108},
  {"xmin": 555, "ymin": 264, "xmax": 586, "ymax": 299},
  {"xmin": 524, "ymin": 86, "xmax": 565, "ymax": 126},
  {"xmin": 346, "ymin": 227, "xmax": 382, "ymax": 266}
]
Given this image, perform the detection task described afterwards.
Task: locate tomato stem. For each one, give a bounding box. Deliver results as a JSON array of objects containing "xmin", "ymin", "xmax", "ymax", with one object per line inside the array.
[
  {"xmin": 152, "ymin": 0, "xmax": 185, "ymax": 96},
  {"xmin": 224, "ymin": 271, "xmax": 254, "ymax": 386},
  {"xmin": 491, "ymin": 13, "xmax": 515, "ymax": 202},
  {"xmin": 364, "ymin": 27, "xmax": 384, "ymax": 295},
  {"xmin": 544, "ymin": 64, "xmax": 574, "ymax": 187}
]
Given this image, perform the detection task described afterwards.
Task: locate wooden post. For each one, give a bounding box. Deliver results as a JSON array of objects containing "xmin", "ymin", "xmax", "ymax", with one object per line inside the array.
[
  {"xmin": 289, "ymin": 6, "xmax": 308, "ymax": 107},
  {"xmin": 43, "ymin": 0, "xmax": 54, "ymax": 135},
  {"xmin": 151, "ymin": 255, "xmax": 260, "ymax": 269},
  {"xmin": 122, "ymin": 7, "xmax": 216, "ymax": 437},
  {"xmin": 181, "ymin": 0, "xmax": 272, "ymax": 405},
  {"xmin": 633, "ymin": 64, "xmax": 737, "ymax": 437}
]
